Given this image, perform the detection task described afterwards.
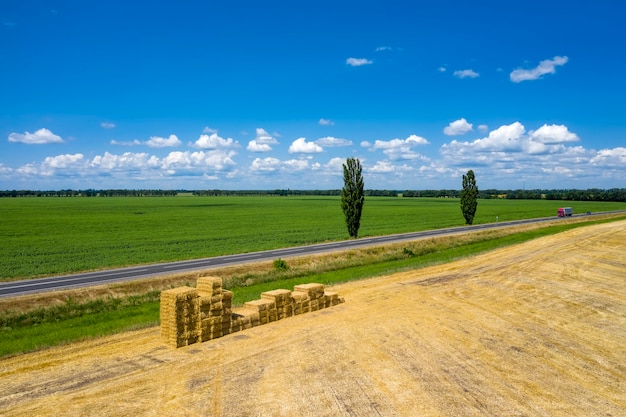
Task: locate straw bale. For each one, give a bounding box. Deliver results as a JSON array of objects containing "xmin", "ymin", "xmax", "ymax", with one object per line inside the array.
[
  {"xmin": 293, "ymin": 283, "xmax": 325, "ymax": 300},
  {"xmin": 210, "ymin": 294, "xmax": 224, "ymax": 303},
  {"xmin": 291, "ymin": 291, "xmax": 309, "ymax": 302},
  {"xmin": 222, "ymin": 291, "xmax": 233, "ymax": 309},
  {"xmin": 261, "ymin": 289, "xmax": 293, "ymax": 306},
  {"xmin": 309, "ymin": 299, "xmax": 319, "ymax": 311},
  {"xmin": 324, "ymin": 291, "xmax": 344, "ymax": 306},
  {"xmin": 318, "ymin": 295, "xmax": 330, "ymax": 308},
  {"xmin": 234, "ymin": 309, "xmax": 260, "ymax": 322},
  {"xmin": 244, "ymin": 299, "xmax": 276, "ymax": 312},
  {"xmin": 160, "ymin": 286, "xmax": 200, "ymax": 348},
  {"xmin": 209, "ymin": 301, "xmax": 224, "ymax": 311},
  {"xmin": 197, "ymin": 276, "xmax": 223, "ymax": 296}
]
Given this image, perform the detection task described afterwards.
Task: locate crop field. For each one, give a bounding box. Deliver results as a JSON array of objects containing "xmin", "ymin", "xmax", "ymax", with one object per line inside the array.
[
  {"xmin": 1, "ymin": 220, "xmax": 624, "ymax": 416},
  {"xmin": 1, "ymin": 196, "xmax": 625, "ymax": 280}
]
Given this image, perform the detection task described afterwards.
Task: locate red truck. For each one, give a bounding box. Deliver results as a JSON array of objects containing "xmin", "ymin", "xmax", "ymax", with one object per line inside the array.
[{"xmin": 557, "ymin": 207, "xmax": 573, "ymax": 217}]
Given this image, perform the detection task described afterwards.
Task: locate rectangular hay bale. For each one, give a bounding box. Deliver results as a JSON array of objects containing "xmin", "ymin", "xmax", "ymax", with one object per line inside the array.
[{"xmin": 293, "ymin": 283, "xmax": 325, "ymax": 300}]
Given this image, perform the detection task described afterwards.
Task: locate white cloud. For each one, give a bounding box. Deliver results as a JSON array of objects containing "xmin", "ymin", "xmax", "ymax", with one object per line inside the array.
[
  {"xmin": 161, "ymin": 150, "xmax": 236, "ymax": 174},
  {"xmin": 590, "ymin": 147, "xmax": 626, "ymax": 166},
  {"xmin": 375, "ymin": 46, "xmax": 392, "ymax": 52},
  {"xmin": 438, "ymin": 67, "xmax": 447, "ymax": 72},
  {"xmin": 445, "ymin": 122, "xmax": 527, "ymax": 154},
  {"xmin": 444, "ymin": 118, "xmax": 473, "ymax": 136},
  {"xmin": 510, "ymin": 56, "xmax": 568, "ymax": 83},
  {"xmin": 369, "ymin": 160, "xmax": 395, "ymax": 173},
  {"xmin": 247, "ymin": 128, "xmax": 278, "ymax": 152},
  {"xmin": 360, "ymin": 141, "xmax": 372, "ymax": 148},
  {"xmin": 316, "ymin": 136, "xmax": 352, "ymax": 147},
  {"xmin": 192, "ymin": 133, "xmax": 237, "ymax": 149},
  {"xmin": 110, "ymin": 139, "xmax": 141, "ymax": 146},
  {"xmin": 477, "ymin": 124, "xmax": 489, "ymax": 133},
  {"xmin": 251, "ymin": 157, "xmax": 281, "ymax": 172},
  {"xmin": 289, "ymin": 137, "xmax": 323, "ymax": 154},
  {"xmin": 91, "ymin": 152, "xmax": 158, "ymax": 171},
  {"xmin": 8, "ymin": 128, "xmax": 64, "ymax": 144},
  {"xmin": 146, "ymin": 134, "xmax": 181, "ymax": 148},
  {"xmin": 283, "ymin": 158, "xmax": 310, "ymax": 172},
  {"xmin": 101, "ymin": 122, "xmax": 116, "ymax": 129},
  {"xmin": 247, "ymin": 141, "xmax": 272, "ymax": 152},
  {"xmin": 202, "ymin": 126, "xmax": 217, "ymax": 133},
  {"xmin": 42, "ymin": 154, "xmax": 84, "ymax": 169},
  {"xmin": 529, "ymin": 124, "xmax": 579, "ymax": 144},
  {"xmin": 319, "ymin": 118, "xmax": 335, "ymax": 126},
  {"xmin": 346, "ymin": 57, "xmax": 373, "ymax": 67},
  {"xmin": 371, "ymin": 134, "xmax": 430, "ymax": 160},
  {"xmin": 326, "ymin": 157, "xmax": 346, "ymax": 170},
  {"xmin": 453, "ymin": 69, "xmax": 479, "ymax": 79},
  {"xmin": 438, "ymin": 122, "xmax": 597, "ymax": 187}
]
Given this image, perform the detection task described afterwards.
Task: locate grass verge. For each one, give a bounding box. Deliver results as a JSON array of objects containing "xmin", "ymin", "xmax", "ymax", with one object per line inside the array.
[{"xmin": 1, "ymin": 216, "xmax": 623, "ymax": 358}]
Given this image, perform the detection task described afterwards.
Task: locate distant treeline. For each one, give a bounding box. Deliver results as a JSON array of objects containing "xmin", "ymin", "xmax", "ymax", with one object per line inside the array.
[{"xmin": 1, "ymin": 188, "xmax": 625, "ymax": 202}]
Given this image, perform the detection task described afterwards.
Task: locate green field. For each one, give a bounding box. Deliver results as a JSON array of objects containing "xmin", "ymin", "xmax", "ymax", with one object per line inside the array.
[{"xmin": 1, "ymin": 196, "xmax": 625, "ymax": 280}]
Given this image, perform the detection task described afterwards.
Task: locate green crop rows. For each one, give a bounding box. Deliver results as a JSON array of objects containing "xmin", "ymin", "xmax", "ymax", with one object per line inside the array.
[{"xmin": 1, "ymin": 196, "xmax": 625, "ymax": 280}]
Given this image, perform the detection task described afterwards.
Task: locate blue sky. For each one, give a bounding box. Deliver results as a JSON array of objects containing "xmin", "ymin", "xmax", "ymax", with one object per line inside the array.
[{"xmin": 1, "ymin": 0, "xmax": 625, "ymax": 190}]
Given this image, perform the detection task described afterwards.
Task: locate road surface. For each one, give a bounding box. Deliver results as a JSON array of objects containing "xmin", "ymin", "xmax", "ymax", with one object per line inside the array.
[{"xmin": 0, "ymin": 213, "xmax": 612, "ymax": 298}]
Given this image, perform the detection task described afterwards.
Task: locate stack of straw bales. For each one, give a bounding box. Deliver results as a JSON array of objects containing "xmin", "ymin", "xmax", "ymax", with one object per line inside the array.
[
  {"xmin": 160, "ymin": 286, "xmax": 200, "ymax": 348},
  {"xmin": 197, "ymin": 276, "xmax": 232, "ymax": 341},
  {"xmin": 261, "ymin": 289, "xmax": 293, "ymax": 320},
  {"xmin": 161, "ymin": 277, "xmax": 345, "ymax": 348}
]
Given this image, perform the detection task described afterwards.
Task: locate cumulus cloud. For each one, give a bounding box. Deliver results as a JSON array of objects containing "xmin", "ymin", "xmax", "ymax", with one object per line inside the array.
[
  {"xmin": 283, "ymin": 158, "xmax": 310, "ymax": 172},
  {"xmin": 590, "ymin": 147, "xmax": 626, "ymax": 166},
  {"xmin": 439, "ymin": 121, "xmax": 593, "ymax": 187},
  {"xmin": 454, "ymin": 69, "xmax": 479, "ymax": 79},
  {"xmin": 510, "ymin": 56, "xmax": 568, "ymax": 83},
  {"xmin": 202, "ymin": 126, "xmax": 217, "ymax": 133},
  {"xmin": 192, "ymin": 132, "xmax": 237, "ymax": 149},
  {"xmin": 316, "ymin": 136, "xmax": 352, "ymax": 147},
  {"xmin": 370, "ymin": 134, "xmax": 430, "ymax": 160},
  {"xmin": 444, "ymin": 118, "xmax": 473, "ymax": 136},
  {"xmin": 289, "ymin": 137, "xmax": 323, "ymax": 154},
  {"xmin": 247, "ymin": 128, "xmax": 279, "ymax": 152},
  {"xmin": 319, "ymin": 118, "xmax": 335, "ymax": 126},
  {"xmin": 369, "ymin": 160, "xmax": 395, "ymax": 173},
  {"xmin": 42, "ymin": 154, "xmax": 84, "ymax": 169},
  {"xmin": 146, "ymin": 134, "xmax": 181, "ymax": 148},
  {"xmin": 443, "ymin": 122, "xmax": 527, "ymax": 154},
  {"xmin": 92, "ymin": 152, "xmax": 158, "ymax": 171},
  {"xmin": 346, "ymin": 57, "xmax": 373, "ymax": 66},
  {"xmin": 87, "ymin": 150, "xmax": 237, "ymax": 179},
  {"xmin": 251, "ymin": 157, "xmax": 281, "ymax": 172},
  {"xmin": 161, "ymin": 150, "xmax": 236, "ymax": 174},
  {"xmin": 8, "ymin": 128, "xmax": 64, "ymax": 144},
  {"xmin": 110, "ymin": 139, "xmax": 141, "ymax": 146},
  {"xmin": 247, "ymin": 141, "xmax": 272, "ymax": 152},
  {"xmin": 529, "ymin": 124, "xmax": 579, "ymax": 144}
]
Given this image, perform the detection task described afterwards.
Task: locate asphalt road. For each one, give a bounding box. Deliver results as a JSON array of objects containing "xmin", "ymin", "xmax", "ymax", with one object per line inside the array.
[{"xmin": 0, "ymin": 213, "xmax": 613, "ymax": 298}]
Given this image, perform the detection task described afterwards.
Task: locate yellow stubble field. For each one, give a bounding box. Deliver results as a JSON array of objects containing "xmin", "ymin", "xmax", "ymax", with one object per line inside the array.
[{"xmin": 1, "ymin": 220, "xmax": 625, "ymax": 416}]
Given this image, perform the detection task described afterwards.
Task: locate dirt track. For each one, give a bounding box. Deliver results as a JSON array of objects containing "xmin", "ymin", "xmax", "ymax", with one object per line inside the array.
[{"xmin": 1, "ymin": 221, "xmax": 625, "ymax": 416}]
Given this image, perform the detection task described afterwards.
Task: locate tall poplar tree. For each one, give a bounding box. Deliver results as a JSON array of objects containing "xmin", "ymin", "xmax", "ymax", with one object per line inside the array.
[
  {"xmin": 341, "ymin": 157, "xmax": 365, "ymax": 238},
  {"xmin": 461, "ymin": 169, "xmax": 478, "ymax": 225}
]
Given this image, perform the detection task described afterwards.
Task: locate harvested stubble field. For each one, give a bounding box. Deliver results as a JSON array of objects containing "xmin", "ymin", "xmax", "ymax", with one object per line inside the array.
[{"xmin": 1, "ymin": 221, "xmax": 625, "ymax": 416}]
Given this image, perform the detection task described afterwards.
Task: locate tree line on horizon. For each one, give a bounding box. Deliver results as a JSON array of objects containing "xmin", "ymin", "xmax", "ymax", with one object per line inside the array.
[{"xmin": 1, "ymin": 187, "xmax": 625, "ymax": 202}]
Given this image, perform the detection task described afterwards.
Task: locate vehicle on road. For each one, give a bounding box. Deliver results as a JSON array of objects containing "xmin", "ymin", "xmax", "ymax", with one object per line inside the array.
[{"xmin": 557, "ymin": 207, "xmax": 573, "ymax": 217}]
